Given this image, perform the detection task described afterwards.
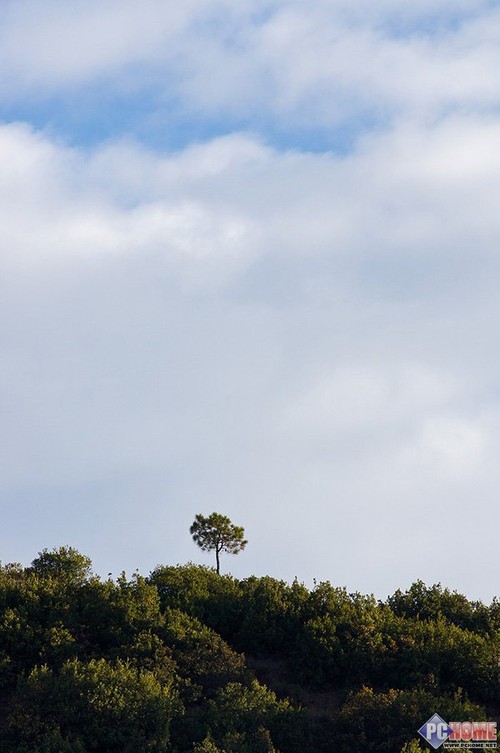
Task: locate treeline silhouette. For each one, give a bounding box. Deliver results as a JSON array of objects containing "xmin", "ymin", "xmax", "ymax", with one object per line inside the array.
[{"xmin": 0, "ymin": 547, "xmax": 498, "ymax": 752}]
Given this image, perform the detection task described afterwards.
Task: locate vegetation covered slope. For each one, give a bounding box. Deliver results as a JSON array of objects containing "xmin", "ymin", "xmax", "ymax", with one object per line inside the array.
[{"xmin": 0, "ymin": 547, "xmax": 498, "ymax": 752}]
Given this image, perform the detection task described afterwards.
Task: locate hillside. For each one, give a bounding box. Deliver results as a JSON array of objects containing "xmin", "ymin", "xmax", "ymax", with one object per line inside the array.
[{"xmin": 0, "ymin": 547, "xmax": 498, "ymax": 752}]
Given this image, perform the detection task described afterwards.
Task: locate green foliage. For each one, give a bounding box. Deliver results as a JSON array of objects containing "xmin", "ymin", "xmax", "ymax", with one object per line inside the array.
[
  {"xmin": 204, "ymin": 680, "xmax": 302, "ymax": 753},
  {"xmin": 29, "ymin": 546, "xmax": 93, "ymax": 585},
  {"xmin": 149, "ymin": 564, "xmax": 242, "ymax": 638},
  {"xmin": 335, "ymin": 686, "xmax": 485, "ymax": 753},
  {"xmin": 67, "ymin": 572, "xmax": 165, "ymax": 659},
  {"xmin": 235, "ymin": 576, "xmax": 309, "ymax": 654},
  {"xmin": 163, "ymin": 608, "xmax": 247, "ymax": 694},
  {"xmin": 400, "ymin": 741, "xmax": 425, "ymax": 753},
  {"xmin": 387, "ymin": 581, "xmax": 496, "ymax": 635},
  {"xmin": 190, "ymin": 513, "xmax": 247, "ymax": 574},
  {"xmin": 5, "ymin": 658, "xmax": 180, "ymax": 752},
  {"xmin": 13, "ymin": 728, "xmax": 88, "ymax": 753},
  {"xmin": 289, "ymin": 583, "xmax": 499, "ymax": 700},
  {"xmin": 194, "ymin": 733, "xmax": 228, "ymax": 753},
  {"xmin": 0, "ymin": 549, "xmax": 498, "ymax": 753}
]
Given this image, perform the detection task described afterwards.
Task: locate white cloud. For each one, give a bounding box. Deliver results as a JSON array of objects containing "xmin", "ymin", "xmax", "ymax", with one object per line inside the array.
[
  {"xmin": 2, "ymin": 114, "xmax": 500, "ymax": 600},
  {"xmin": 418, "ymin": 415, "xmax": 487, "ymax": 476},
  {"xmin": 2, "ymin": 0, "xmax": 500, "ymax": 598},
  {"xmin": 4, "ymin": 115, "xmax": 500, "ymax": 287},
  {"xmin": 0, "ymin": 126, "xmax": 260, "ymax": 284},
  {"xmin": 0, "ymin": 0, "xmax": 198, "ymax": 87},
  {"xmin": 167, "ymin": 3, "xmax": 500, "ymax": 127},
  {"xmin": 1, "ymin": 0, "xmax": 500, "ymax": 132},
  {"xmin": 285, "ymin": 364, "xmax": 457, "ymax": 445}
]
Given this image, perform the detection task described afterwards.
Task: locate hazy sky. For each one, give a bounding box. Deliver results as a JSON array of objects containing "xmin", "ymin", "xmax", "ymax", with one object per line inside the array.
[{"xmin": 2, "ymin": 0, "xmax": 500, "ymax": 601}]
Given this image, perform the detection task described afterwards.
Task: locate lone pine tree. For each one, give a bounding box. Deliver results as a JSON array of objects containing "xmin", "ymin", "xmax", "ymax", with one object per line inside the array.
[{"xmin": 190, "ymin": 512, "xmax": 247, "ymax": 574}]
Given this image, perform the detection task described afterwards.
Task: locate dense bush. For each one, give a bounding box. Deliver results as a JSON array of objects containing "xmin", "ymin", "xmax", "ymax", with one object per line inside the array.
[
  {"xmin": 149, "ymin": 565, "xmax": 242, "ymax": 639},
  {"xmin": 0, "ymin": 548, "xmax": 497, "ymax": 753},
  {"xmin": 334, "ymin": 686, "xmax": 485, "ymax": 753},
  {"xmin": 4, "ymin": 658, "xmax": 180, "ymax": 752}
]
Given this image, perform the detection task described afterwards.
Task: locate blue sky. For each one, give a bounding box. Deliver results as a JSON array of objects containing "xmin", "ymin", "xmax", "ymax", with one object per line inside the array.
[{"xmin": 2, "ymin": 0, "xmax": 500, "ymax": 601}]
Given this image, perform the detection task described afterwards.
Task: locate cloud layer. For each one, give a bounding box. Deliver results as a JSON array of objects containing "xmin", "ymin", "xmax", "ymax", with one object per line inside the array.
[
  {"xmin": 1, "ymin": 2, "xmax": 500, "ymax": 600},
  {"xmin": 3, "ymin": 1, "xmax": 500, "ymax": 144}
]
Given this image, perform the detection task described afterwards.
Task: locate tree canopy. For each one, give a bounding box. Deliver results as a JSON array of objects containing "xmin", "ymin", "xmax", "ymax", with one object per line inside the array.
[{"xmin": 190, "ymin": 513, "xmax": 247, "ymax": 574}]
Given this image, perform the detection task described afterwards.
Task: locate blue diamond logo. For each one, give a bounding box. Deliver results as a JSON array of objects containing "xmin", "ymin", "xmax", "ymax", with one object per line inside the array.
[{"xmin": 418, "ymin": 714, "xmax": 453, "ymax": 749}]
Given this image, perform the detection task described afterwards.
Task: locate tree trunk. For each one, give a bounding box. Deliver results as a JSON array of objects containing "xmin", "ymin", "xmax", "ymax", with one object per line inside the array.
[{"xmin": 215, "ymin": 547, "xmax": 220, "ymax": 575}]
